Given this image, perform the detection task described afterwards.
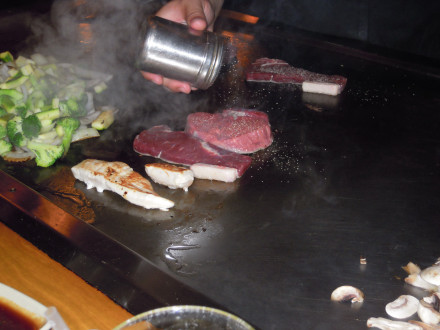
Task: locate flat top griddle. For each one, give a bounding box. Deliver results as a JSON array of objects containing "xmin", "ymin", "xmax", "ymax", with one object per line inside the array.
[{"xmin": 1, "ymin": 5, "xmax": 440, "ymax": 330}]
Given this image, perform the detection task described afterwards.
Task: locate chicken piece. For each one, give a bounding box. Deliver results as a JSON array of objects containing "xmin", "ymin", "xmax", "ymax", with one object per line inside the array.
[
  {"xmin": 72, "ymin": 159, "xmax": 174, "ymax": 211},
  {"xmin": 145, "ymin": 163, "xmax": 194, "ymax": 191}
]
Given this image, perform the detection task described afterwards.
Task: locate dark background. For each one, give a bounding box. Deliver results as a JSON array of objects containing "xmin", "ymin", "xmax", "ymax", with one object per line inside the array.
[
  {"xmin": 2, "ymin": 0, "xmax": 440, "ymax": 61},
  {"xmin": 223, "ymin": 0, "xmax": 440, "ymax": 61}
]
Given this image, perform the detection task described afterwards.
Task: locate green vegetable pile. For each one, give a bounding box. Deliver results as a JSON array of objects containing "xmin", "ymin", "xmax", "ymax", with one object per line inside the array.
[{"xmin": 0, "ymin": 51, "xmax": 116, "ymax": 167}]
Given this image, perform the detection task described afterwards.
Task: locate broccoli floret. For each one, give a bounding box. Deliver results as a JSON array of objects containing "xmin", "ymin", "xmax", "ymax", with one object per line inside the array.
[
  {"xmin": 0, "ymin": 107, "xmax": 6, "ymax": 117},
  {"xmin": 59, "ymin": 97, "xmax": 87, "ymax": 118},
  {"xmin": 0, "ymin": 139, "xmax": 12, "ymax": 155},
  {"xmin": 0, "ymin": 114, "xmax": 12, "ymax": 127},
  {"xmin": 56, "ymin": 117, "xmax": 80, "ymax": 156},
  {"xmin": 32, "ymin": 76, "xmax": 57, "ymax": 99},
  {"xmin": 22, "ymin": 109, "xmax": 61, "ymax": 139},
  {"xmin": 6, "ymin": 116, "xmax": 27, "ymax": 147},
  {"xmin": 59, "ymin": 81, "xmax": 86, "ymax": 100},
  {"xmin": 22, "ymin": 114, "xmax": 42, "ymax": 138},
  {"xmin": 0, "ymin": 124, "xmax": 6, "ymax": 139},
  {"xmin": 0, "ymin": 114, "xmax": 13, "ymax": 140},
  {"xmin": 26, "ymin": 90, "xmax": 47, "ymax": 110},
  {"xmin": 0, "ymin": 116, "xmax": 8, "ymax": 139},
  {"xmin": 15, "ymin": 106, "xmax": 28, "ymax": 118},
  {"xmin": 27, "ymin": 140, "xmax": 64, "ymax": 167},
  {"xmin": 0, "ymin": 95, "xmax": 16, "ymax": 113}
]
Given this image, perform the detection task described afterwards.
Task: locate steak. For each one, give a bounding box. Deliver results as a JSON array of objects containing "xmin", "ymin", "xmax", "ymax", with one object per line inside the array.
[
  {"xmin": 133, "ymin": 125, "xmax": 252, "ymax": 177},
  {"xmin": 185, "ymin": 109, "xmax": 273, "ymax": 154},
  {"xmin": 246, "ymin": 58, "xmax": 347, "ymax": 95}
]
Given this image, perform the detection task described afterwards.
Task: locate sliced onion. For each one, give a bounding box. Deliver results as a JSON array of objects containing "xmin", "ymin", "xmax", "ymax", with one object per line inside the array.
[
  {"xmin": 0, "ymin": 63, "xmax": 9, "ymax": 82},
  {"xmin": 2, "ymin": 147, "xmax": 35, "ymax": 162},
  {"xmin": 59, "ymin": 63, "xmax": 113, "ymax": 82},
  {"xmin": 30, "ymin": 53, "xmax": 49, "ymax": 66},
  {"xmin": 84, "ymin": 92, "xmax": 94, "ymax": 114},
  {"xmin": 79, "ymin": 111, "xmax": 100, "ymax": 125},
  {"xmin": 72, "ymin": 127, "xmax": 100, "ymax": 142}
]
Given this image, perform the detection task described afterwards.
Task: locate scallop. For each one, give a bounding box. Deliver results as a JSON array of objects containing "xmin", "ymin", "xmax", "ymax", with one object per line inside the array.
[
  {"xmin": 421, "ymin": 266, "xmax": 440, "ymax": 286},
  {"xmin": 385, "ymin": 295, "xmax": 419, "ymax": 319},
  {"xmin": 331, "ymin": 285, "xmax": 364, "ymax": 303}
]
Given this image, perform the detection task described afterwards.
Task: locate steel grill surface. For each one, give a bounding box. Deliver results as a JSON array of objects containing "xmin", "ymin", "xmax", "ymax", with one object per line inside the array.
[{"xmin": 1, "ymin": 4, "xmax": 440, "ymax": 330}]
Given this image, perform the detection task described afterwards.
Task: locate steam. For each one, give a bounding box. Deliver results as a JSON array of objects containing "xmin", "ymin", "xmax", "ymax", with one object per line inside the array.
[{"xmin": 27, "ymin": 0, "xmax": 211, "ymax": 132}]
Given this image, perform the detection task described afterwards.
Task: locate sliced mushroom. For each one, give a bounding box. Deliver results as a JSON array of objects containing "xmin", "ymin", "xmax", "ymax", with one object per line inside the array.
[
  {"xmin": 408, "ymin": 320, "xmax": 440, "ymax": 330},
  {"xmin": 418, "ymin": 293, "xmax": 440, "ymax": 325},
  {"xmin": 367, "ymin": 317, "xmax": 422, "ymax": 329},
  {"xmin": 385, "ymin": 295, "xmax": 419, "ymax": 319},
  {"xmin": 331, "ymin": 285, "xmax": 364, "ymax": 303},
  {"xmin": 405, "ymin": 274, "xmax": 439, "ymax": 292},
  {"xmin": 421, "ymin": 266, "xmax": 440, "ymax": 286},
  {"xmin": 403, "ymin": 262, "xmax": 422, "ymax": 275}
]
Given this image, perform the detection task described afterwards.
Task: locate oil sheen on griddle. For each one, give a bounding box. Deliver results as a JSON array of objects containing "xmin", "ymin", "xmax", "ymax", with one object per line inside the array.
[{"xmin": 137, "ymin": 16, "xmax": 225, "ymax": 90}]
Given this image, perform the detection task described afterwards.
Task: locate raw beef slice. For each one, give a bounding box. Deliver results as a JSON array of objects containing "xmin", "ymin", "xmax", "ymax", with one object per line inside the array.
[
  {"xmin": 246, "ymin": 58, "xmax": 347, "ymax": 95},
  {"xmin": 133, "ymin": 125, "xmax": 252, "ymax": 177},
  {"xmin": 186, "ymin": 109, "xmax": 273, "ymax": 154}
]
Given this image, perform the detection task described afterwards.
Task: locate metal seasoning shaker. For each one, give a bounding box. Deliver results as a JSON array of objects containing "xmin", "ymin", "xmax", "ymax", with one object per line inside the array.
[{"xmin": 137, "ymin": 16, "xmax": 225, "ymax": 90}]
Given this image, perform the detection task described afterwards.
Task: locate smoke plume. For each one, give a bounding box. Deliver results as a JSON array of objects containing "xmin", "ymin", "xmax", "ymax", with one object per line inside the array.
[{"xmin": 27, "ymin": 0, "xmax": 211, "ymax": 132}]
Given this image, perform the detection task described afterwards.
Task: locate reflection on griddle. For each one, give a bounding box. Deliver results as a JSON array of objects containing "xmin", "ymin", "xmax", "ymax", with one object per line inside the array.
[
  {"xmin": 220, "ymin": 9, "xmax": 259, "ymax": 25},
  {"xmin": 164, "ymin": 244, "xmax": 200, "ymax": 274},
  {"xmin": 302, "ymin": 92, "xmax": 341, "ymax": 110},
  {"xmin": 37, "ymin": 166, "xmax": 96, "ymax": 223},
  {"xmin": 79, "ymin": 128, "xmax": 125, "ymax": 160},
  {"xmin": 190, "ymin": 179, "xmax": 239, "ymax": 194}
]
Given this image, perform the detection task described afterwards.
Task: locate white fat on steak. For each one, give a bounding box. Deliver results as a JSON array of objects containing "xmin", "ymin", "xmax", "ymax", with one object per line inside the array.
[
  {"xmin": 190, "ymin": 163, "xmax": 239, "ymax": 183},
  {"xmin": 302, "ymin": 81, "xmax": 344, "ymax": 96},
  {"xmin": 72, "ymin": 159, "xmax": 174, "ymax": 211},
  {"xmin": 145, "ymin": 163, "xmax": 194, "ymax": 191}
]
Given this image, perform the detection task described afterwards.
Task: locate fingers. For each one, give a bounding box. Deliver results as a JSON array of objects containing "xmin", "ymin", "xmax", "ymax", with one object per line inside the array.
[
  {"xmin": 162, "ymin": 78, "xmax": 192, "ymax": 94},
  {"xmin": 141, "ymin": 71, "xmax": 192, "ymax": 94},
  {"xmin": 141, "ymin": 72, "xmax": 163, "ymax": 85},
  {"xmin": 155, "ymin": 1, "xmax": 186, "ymax": 24}
]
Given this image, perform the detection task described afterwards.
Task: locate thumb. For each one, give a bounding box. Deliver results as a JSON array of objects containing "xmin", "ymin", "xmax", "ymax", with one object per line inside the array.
[{"xmin": 184, "ymin": 1, "xmax": 208, "ymax": 31}]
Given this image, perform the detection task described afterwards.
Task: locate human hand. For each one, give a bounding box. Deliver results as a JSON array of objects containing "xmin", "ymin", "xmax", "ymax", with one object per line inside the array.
[{"xmin": 141, "ymin": 0, "xmax": 224, "ymax": 93}]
